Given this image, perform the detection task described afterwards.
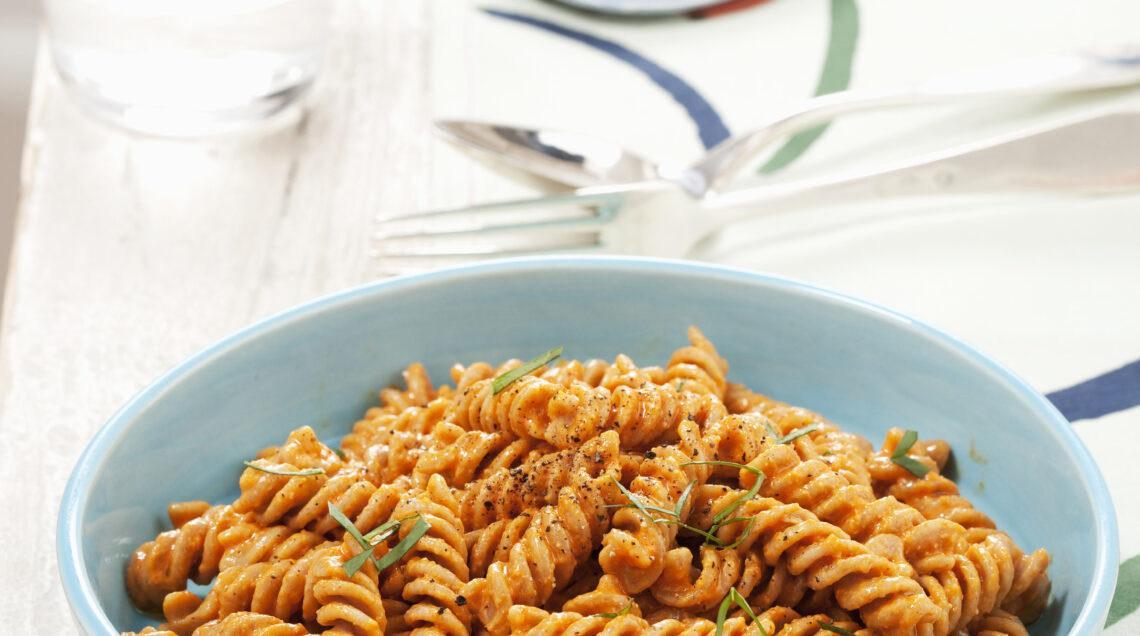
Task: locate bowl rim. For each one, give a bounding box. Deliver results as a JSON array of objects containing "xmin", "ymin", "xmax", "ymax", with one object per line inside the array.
[{"xmin": 57, "ymin": 255, "xmax": 1119, "ymax": 634}]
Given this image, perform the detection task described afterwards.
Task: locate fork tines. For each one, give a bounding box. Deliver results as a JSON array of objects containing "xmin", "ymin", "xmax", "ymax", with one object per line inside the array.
[{"xmin": 374, "ymin": 191, "xmax": 620, "ymax": 265}]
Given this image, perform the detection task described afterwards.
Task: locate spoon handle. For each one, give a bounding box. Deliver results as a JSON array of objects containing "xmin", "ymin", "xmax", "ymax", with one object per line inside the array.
[
  {"xmin": 696, "ymin": 108, "xmax": 1140, "ymax": 232},
  {"xmin": 691, "ymin": 45, "xmax": 1140, "ymax": 195}
]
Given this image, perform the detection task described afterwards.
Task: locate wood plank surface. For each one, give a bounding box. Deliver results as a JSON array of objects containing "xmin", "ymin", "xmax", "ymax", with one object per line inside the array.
[{"xmin": 0, "ymin": 1, "xmax": 436, "ymax": 631}]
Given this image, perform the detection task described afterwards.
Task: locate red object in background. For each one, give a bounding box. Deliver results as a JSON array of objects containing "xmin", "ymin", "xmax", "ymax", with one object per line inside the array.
[{"xmin": 690, "ymin": 0, "xmax": 772, "ymax": 18}]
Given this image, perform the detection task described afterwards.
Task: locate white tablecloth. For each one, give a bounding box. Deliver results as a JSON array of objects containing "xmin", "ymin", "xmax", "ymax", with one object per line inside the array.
[{"xmin": 431, "ymin": 0, "xmax": 1140, "ymax": 630}]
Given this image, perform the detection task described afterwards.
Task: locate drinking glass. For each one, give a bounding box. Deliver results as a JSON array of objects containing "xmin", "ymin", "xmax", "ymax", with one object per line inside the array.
[{"xmin": 43, "ymin": 0, "xmax": 328, "ymax": 136}]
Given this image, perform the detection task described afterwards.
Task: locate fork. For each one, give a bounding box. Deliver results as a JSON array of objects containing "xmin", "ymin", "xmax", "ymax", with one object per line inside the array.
[{"xmin": 377, "ymin": 110, "xmax": 1140, "ymax": 269}]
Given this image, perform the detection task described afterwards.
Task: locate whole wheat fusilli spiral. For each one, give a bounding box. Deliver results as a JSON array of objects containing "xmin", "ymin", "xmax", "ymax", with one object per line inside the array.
[{"xmin": 123, "ymin": 328, "xmax": 1050, "ymax": 636}]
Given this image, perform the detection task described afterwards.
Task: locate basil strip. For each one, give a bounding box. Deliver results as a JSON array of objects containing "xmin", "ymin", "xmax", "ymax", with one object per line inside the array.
[
  {"xmin": 681, "ymin": 461, "xmax": 766, "ymax": 525},
  {"xmin": 762, "ymin": 420, "xmax": 819, "ymax": 444},
  {"xmin": 374, "ymin": 515, "xmax": 432, "ymax": 572},
  {"xmin": 819, "ymin": 622, "xmax": 858, "ymax": 636},
  {"xmin": 491, "ymin": 346, "xmax": 562, "ymax": 394},
  {"xmin": 243, "ymin": 461, "xmax": 324, "ymax": 477},
  {"xmin": 730, "ymin": 588, "xmax": 768, "ymax": 636},
  {"xmin": 328, "ymin": 503, "xmax": 382, "ymax": 575},
  {"xmin": 891, "ymin": 429, "xmax": 932, "ymax": 477},
  {"xmin": 595, "ymin": 600, "xmax": 633, "ymax": 619}
]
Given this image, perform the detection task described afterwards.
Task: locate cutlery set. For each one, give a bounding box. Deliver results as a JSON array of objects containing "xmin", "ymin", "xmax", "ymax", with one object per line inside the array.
[{"xmin": 377, "ymin": 46, "xmax": 1140, "ymax": 268}]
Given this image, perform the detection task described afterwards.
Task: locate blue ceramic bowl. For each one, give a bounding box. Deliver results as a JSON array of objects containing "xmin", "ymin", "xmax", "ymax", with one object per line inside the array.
[{"xmin": 58, "ymin": 256, "xmax": 1117, "ymax": 635}]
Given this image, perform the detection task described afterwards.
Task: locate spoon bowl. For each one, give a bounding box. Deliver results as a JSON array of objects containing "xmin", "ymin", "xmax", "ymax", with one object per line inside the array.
[
  {"xmin": 435, "ymin": 120, "xmax": 659, "ymax": 189},
  {"xmin": 438, "ymin": 45, "xmax": 1140, "ymax": 196}
]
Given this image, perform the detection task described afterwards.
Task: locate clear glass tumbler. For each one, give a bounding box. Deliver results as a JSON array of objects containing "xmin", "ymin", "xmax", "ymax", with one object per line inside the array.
[{"xmin": 43, "ymin": 0, "xmax": 328, "ymax": 136}]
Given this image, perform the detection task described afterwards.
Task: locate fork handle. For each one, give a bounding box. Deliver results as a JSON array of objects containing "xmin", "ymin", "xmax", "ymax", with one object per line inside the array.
[
  {"xmin": 692, "ymin": 46, "xmax": 1140, "ymax": 194},
  {"xmin": 699, "ymin": 109, "xmax": 1140, "ymax": 229}
]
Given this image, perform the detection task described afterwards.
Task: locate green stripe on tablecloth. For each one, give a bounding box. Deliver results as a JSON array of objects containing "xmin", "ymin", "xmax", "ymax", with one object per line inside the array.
[
  {"xmin": 759, "ymin": 0, "xmax": 859, "ymax": 174},
  {"xmin": 1107, "ymin": 554, "xmax": 1140, "ymax": 627}
]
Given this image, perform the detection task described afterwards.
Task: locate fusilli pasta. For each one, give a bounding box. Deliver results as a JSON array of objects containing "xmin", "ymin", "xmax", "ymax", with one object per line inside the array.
[{"xmin": 123, "ymin": 328, "xmax": 1050, "ymax": 636}]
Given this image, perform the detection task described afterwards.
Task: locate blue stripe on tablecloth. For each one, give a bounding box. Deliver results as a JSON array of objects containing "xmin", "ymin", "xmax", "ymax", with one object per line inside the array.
[
  {"xmin": 1046, "ymin": 358, "xmax": 1140, "ymax": 422},
  {"xmin": 482, "ymin": 8, "xmax": 732, "ymax": 149}
]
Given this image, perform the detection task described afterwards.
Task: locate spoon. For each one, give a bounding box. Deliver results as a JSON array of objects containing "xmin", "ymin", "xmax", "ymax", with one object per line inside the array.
[{"xmin": 437, "ymin": 44, "xmax": 1140, "ymax": 197}]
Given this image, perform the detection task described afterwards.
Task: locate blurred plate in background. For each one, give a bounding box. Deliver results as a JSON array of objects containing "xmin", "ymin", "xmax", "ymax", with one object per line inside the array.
[{"xmin": 551, "ymin": 0, "xmax": 726, "ymax": 16}]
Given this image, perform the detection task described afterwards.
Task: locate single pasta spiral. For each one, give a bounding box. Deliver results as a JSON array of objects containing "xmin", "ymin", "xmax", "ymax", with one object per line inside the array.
[
  {"xmin": 559, "ymin": 574, "xmax": 637, "ymax": 617},
  {"xmin": 748, "ymin": 606, "xmax": 869, "ymax": 636},
  {"xmin": 599, "ymin": 421, "xmax": 714, "ymax": 593},
  {"xmin": 651, "ymin": 544, "xmax": 741, "ymax": 611},
  {"xmin": 457, "ymin": 430, "xmax": 620, "ymax": 531},
  {"xmin": 411, "ymin": 423, "xmax": 550, "ymax": 489},
  {"xmin": 361, "ymin": 398, "xmax": 453, "ymax": 485},
  {"xmin": 640, "ymin": 606, "xmax": 869, "ymax": 636},
  {"xmin": 718, "ymin": 387, "xmax": 874, "ymax": 487},
  {"xmin": 212, "ymin": 520, "xmax": 326, "ymax": 573},
  {"xmin": 155, "ymin": 541, "xmax": 332, "ymax": 634},
  {"xmin": 967, "ymin": 609, "xmax": 1030, "ymax": 636},
  {"xmin": 453, "ymin": 373, "xmax": 727, "ymax": 450},
  {"xmin": 157, "ymin": 536, "xmax": 388, "ymax": 636},
  {"xmin": 235, "ymin": 465, "xmax": 378, "ymax": 533},
  {"xmin": 195, "ymin": 612, "xmax": 308, "ymax": 635},
  {"xmin": 387, "ymin": 474, "xmax": 471, "ymax": 635},
  {"xmin": 340, "ymin": 362, "xmax": 449, "ymax": 464},
  {"xmin": 465, "ymin": 514, "xmax": 534, "ymax": 580},
  {"xmin": 124, "ymin": 611, "xmax": 309, "ymax": 636},
  {"xmin": 252, "ymin": 427, "xmax": 345, "ymax": 476},
  {"xmin": 507, "ymin": 607, "xmax": 650, "ymax": 636},
  {"xmin": 464, "ymin": 472, "xmax": 621, "ymax": 633},
  {"xmin": 304, "ymin": 541, "xmax": 387, "ymax": 635},
  {"xmin": 586, "ymin": 353, "xmax": 667, "ymax": 392},
  {"xmin": 665, "ymin": 326, "xmax": 729, "ymax": 399},
  {"xmin": 737, "ymin": 550, "xmax": 816, "ymax": 610},
  {"xmin": 126, "ymin": 503, "xmax": 237, "ymax": 612}
]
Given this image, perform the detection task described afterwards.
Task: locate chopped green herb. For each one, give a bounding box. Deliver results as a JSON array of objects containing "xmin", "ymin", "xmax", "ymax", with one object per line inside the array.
[
  {"xmin": 595, "ymin": 600, "xmax": 633, "ymax": 619},
  {"xmin": 611, "ymin": 464, "xmax": 763, "ymax": 550},
  {"xmin": 718, "ymin": 517, "xmax": 757, "ymax": 551},
  {"xmin": 715, "ymin": 588, "xmax": 768, "ymax": 636},
  {"xmin": 492, "ymin": 346, "xmax": 562, "ymax": 394},
  {"xmin": 243, "ymin": 461, "xmax": 324, "ymax": 477},
  {"xmin": 682, "ymin": 461, "xmax": 765, "ymax": 523},
  {"xmin": 762, "ymin": 420, "xmax": 780, "ymax": 441},
  {"xmin": 890, "ymin": 429, "xmax": 932, "ymax": 478},
  {"xmin": 714, "ymin": 588, "xmax": 732, "ymax": 636},
  {"xmin": 603, "ymin": 502, "xmax": 678, "ymax": 517},
  {"xmin": 608, "ymin": 476, "xmax": 723, "ymax": 544},
  {"xmin": 673, "ymin": 479, "xmax": 698, "ymax": 519},
  {"xmin": 363, "ymin": 514, "xmax": 419, "ymax": 542},
  {"xmin": 341, "ymin": 544, "xmax": 378, "ymax": 577},
  {"xmin": 332, "ymin": 448, "xmax": 347, "ymax": 460},
  {"xmin": 343, "ymin": 514, "xmax": 419, "ymax": 576},
  {"xmin": 608, "ymin": 476, "xmax": 675, "ymax": 521},
  {"xmin": 818, "ymin": 622, "xmax": 857, "ymax": 636},
  {"xmin": 675, "ymin": 379, "xmax": 687, "ymax": 392},
  {"xmin": 329, "ymin": 503, "xmax": 381, "ymax": 576},
  {"xmin": 330, "ymin": 504, "xmax": 427, "ymax": 577},
  {"xmin": 654, "ymin": 518, "xmax": 725, "ymax": 547},
  {"xmin": 762, "ymin": 420, "xmax": 820, "ymax": 445},
  {"xmin": 713, "ymin": 473, "xmax": 762, "ymax": 527},
  {"xmin": 374, "ymin": 514, "xmax": 432, "ymax": 571},
  {"xmin": 896, "ymin": 429, "xmax": 919, "ymax": 451},
  {"xmin": 731, "ymin": 588, "xmax": 767, "ymax": 636}
]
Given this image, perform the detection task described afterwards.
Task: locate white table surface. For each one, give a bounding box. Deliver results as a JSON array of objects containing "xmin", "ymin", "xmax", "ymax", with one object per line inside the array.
[
  {"xmin": 2, "ymin": 0, "xmax": 1139, "ymax": 633},
  {"xmin": 0, "ymin": 2, "xmax": 438, "ymax": 631}
]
